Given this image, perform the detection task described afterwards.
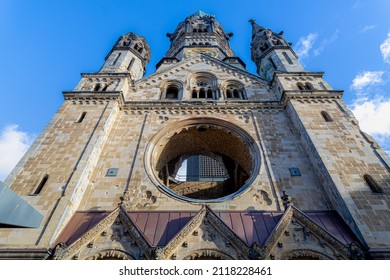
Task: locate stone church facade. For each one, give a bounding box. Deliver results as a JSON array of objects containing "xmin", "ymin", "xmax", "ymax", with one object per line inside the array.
[{"xmin": 1, "ymin": 11, "xmax": 389, "ymax": 260}]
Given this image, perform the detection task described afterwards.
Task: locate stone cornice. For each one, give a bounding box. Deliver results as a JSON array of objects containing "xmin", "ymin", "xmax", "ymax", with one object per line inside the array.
[
  {"xmin": 63, "ymin": 91, "xmax": 121, "ymax": 100},
  {"xmin": 81, "ymin": 72, "xmax": 131, "ymax": 78},
  {"xmin": 281, "ymin": 90, "xmax": 343, "ymax": 104}
]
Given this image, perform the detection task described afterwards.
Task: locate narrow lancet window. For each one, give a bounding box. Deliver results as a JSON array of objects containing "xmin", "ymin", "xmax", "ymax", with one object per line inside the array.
[
  {"xmin": 112, "ymin": 53, "xmax": 122, "ymax": 65},
  {"xmin": 32, "ymin": 174, "xmax": 49, "ymax": 195},
  {"xmin": 94, "ymin": 83, "xmax": 101, "ymax": 91},
  {"xmin": 321, "ymin": 111, "xmax": 332, "ymax": 122},
  {"xmin": 76, "ymin": 112, "xmax": 87, "ymax": 123},
  {"xmin": 364, "ymin": 174, "xmax": 383, "ymax": 194},
  {"xmin": 282, "ymin": 52, "xmax": 293, "ymax": 65},
  {"xmin": 127, "ymin": 58, "xmax": 135, "ymax": 70}
]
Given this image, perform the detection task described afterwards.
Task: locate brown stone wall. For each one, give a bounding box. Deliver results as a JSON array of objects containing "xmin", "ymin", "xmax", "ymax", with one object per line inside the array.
[{"xmin": 287, "ymin": 97, "xmax": 390, "ymax": 248}]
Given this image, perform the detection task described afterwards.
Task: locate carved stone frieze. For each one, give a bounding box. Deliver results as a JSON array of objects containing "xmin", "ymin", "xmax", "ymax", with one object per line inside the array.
[{"xmin": 85, "ymin": 249, "xmax": 133, "ymax": 260}]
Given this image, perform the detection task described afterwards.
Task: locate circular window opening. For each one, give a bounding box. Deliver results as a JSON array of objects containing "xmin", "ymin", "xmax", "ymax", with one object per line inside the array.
[{"xmin": 146, "ymin": 118, "xmax": 260, "ymax": 202}]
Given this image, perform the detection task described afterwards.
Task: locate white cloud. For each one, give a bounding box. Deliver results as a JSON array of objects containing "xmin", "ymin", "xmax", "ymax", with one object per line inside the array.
[
  {"xmin": 313, "ymin": 29, "xmax": 340, "ymax": 56},
  {"xmin": 359, "ymin": 25, "xmax": 376, "ymax": 33},
  {"xmin": 380, "ymin": 33, "xmax": 390, "ymax": 64},
  {"xmin": 0, "ymin": 125, "xmax": 34, "ymax": 181},
  {"xmin": 350, "ymin": 71, "xmax": 384, "ymax": 91},
  {"xmin": 351, "ymin": 97, "xmax": 390, "ymax": 153},
  {"xmin": 294, "ymin": 33, "xmax": 317, "ymax": 59}
]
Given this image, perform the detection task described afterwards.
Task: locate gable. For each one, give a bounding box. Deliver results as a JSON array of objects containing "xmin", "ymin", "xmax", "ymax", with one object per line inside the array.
[{"xmin": 124, "ymin": 54, "xmax": 274, "ymax": 102}]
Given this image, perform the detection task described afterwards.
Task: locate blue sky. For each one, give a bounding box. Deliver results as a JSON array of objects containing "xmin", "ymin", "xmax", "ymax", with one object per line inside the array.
[{"xmin": 0, "ymin": 0, "xmax": 390, "ymax": 180}]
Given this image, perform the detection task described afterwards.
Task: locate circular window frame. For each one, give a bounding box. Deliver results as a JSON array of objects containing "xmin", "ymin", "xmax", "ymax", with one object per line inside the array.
[{"xmin": 144, "ymin": 117, "xmax": 260, "ymax": 203}]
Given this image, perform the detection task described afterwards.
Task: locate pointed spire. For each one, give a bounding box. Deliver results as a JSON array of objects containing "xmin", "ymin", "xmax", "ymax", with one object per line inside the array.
[
  {"xmin": 190, "ymin": 10, "xmax": 214, "ymax": 18},
  {"xmin": 249, "ymin": 19, "xmax": 266, "ymax": 37}
]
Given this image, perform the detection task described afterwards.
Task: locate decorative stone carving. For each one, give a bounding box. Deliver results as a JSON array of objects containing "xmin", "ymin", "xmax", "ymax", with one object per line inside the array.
[{"xmin": 253, "ymin": 190, "xmax": 272, "ymax": 205}]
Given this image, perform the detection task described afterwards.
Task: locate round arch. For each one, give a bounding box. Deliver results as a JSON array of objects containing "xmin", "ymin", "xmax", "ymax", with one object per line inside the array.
[
  {"xmin": 84, "ymin": 249, "xmax": 135, "ymax": 260},
  {"xmin": 183, "ymin": 249, "xmax": 235, "ymax": 260},
  {"xmin": 145, "ymin": 117, "xmax": 260, "ymax": 202},
  {"xmin": 281, "ymin": 249, "xmax": 334, "ymax": 260}
]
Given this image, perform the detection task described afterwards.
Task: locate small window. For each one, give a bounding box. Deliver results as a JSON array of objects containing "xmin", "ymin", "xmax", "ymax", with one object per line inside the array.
[
  {"xmin": 226, "ymin": 89, "xmax": 232, "ymax": 98},
  {"xmin": 364, "ymin": 174, "xmax": 383, "ymax": 194},
  {"xmin": 192, "ymin": 89, "xmax": 198, "ymax": 98},
  {"xmin": 207, "ymin": 89, "xmax": 213, "ymax": 99},
  {"xmin": 321, "ymin": 111, "xmax": 332, "ymax": 122},
  {"xmin": 106, "ymin": 168, "xmax": 119, "ymax": 177},
  {"xmin": 94, "ymin": 83, "xmax": 101, "ymax": 91},
  {"xmin": 112, "ymin": 53, "xmax": 121, "ymax": 66},
  {"xmin": 268, "ymin": 57, "xmax": 277, "ymax": 69},
  {"xmin": 289, "ymin": 168, "xmax": 301, "ymax": 176},
  {"xmin": 297, "ymin": 82, "xmax": 305, "ymax": 90},
  {"xmin": 282, "ymin": 52, "xmax": 293, "ymax": 65},
  {"xmin": 166, "ymin": 86, "xmax": 179, "ymax": 99},
  {"xmin": 199, "ymin": 88, "xmax": 206, "ymax": 98},
  {"xmin": 127, "ymin": 58, "xmax": 135, "ymax": 70},
  {"xmin": 305, "ymin": 82, "xmax": 314, "ymax": 90},
  {"xmin": 76, "ymin": 112, "xmax": 87, "ymax": 123},
  {"xmin": 32, "ymin": 174, "xmax": 49, "ymax": 195}
]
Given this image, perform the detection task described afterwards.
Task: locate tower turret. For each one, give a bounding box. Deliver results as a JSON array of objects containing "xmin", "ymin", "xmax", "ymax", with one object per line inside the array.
[
  {"xmin": 164, "ymin": 11, "xmax": 234, "ymax": 61},
  {"xmin": 250, "ymin": 20, "xmax": 304, "ymax": 81},
  {"xmin": 100, "ymin": 32, "xmax": 150, "ymax": 80}
]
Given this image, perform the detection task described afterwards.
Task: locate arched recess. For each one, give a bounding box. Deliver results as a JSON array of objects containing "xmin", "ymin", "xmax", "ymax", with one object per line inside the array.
[
  {"xmin": 221, "ymin": 80, "xmax": 246, "ymax": 100},
  {"xmin": 187, "ymin": 72, "xmax": 219, "ymax": 100},
  {"xmin": 183, "ymin": 249, "xmax": 234, "ymax": 260},
  {"xmin": 281, "ymin": 249, "xmax": 334, "ymax": 260},
  {"xmin": 145, "ymin": 118, "xmax": 261, "ymax": 202},
  {"xmin": 84, "ymin": 249, "xmax": 135, "ymax": 260},
  {"xmin": 160, "ymin": 80, "xmax": 183, "ymax": 100}
]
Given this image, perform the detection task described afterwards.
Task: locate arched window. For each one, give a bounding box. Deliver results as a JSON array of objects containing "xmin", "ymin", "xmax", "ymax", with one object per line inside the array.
[
  {"xmin": 161, "ymin": 81, "xmax": 182, "ymax": 100},
  {"xmin": 94, "ymin": 83, "xmax": 101, "ymax": 91},
  {"xmin": 207, "ymin": 89, "xmax": 213, "ymax": 99},
  {"xmin": 32, "ymin": 174, "xmax": 49, "ymax": 195},
  {"xmin": 134, "ymin": 43, "xmax": 143, "ymax": 54},
  {"xmin": 364, "ymin": 174, "xmax": 383, "ymax": 194},
  {"xmin": 297, "ymin": 82, "xmax": 305, "ymax": 90},
  {"xmin": 223, "ymin": 81, "xmax": 246, "ymax": 100},
  {"xmin": 192, "ymin": 89, "xmax": 198, "ymax": 98},
  {"xmin": 192, "ymin": 42, "xmax": 197, "ymax": 46},
  {"xmin": 189, "ymin": 72, "xmax": 218, "ymax": 100},
  {"xmin": 199, "ymin": 88, "xmax": 206, "ymax": 98},
  {"xmin": 321, "ymin": 111, "xmax": 332, "ymax": 122},
  {"xmin": 305, "ymin": 82, "xmax": 314, "ymax": 90},
  {"xmin": 199, "ymin": 42, "xmax": 204, "ymax": 46},
  {"xmin": 226, "ymin": 89, "xmax": 232, "ymax": 98},
  {"xmin": 166, "ymin": 85, "xmax": 179, "ymax": 99}
]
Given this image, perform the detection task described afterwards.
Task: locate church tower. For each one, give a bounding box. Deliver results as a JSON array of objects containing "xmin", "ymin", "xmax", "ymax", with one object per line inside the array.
[
  {"xmin": 1, "ymin": 11, "xmax": 389, "ymax": 260},
  {"xmin": 250, "ymin": 19, "xmax": 304, "ymax": 81}
]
